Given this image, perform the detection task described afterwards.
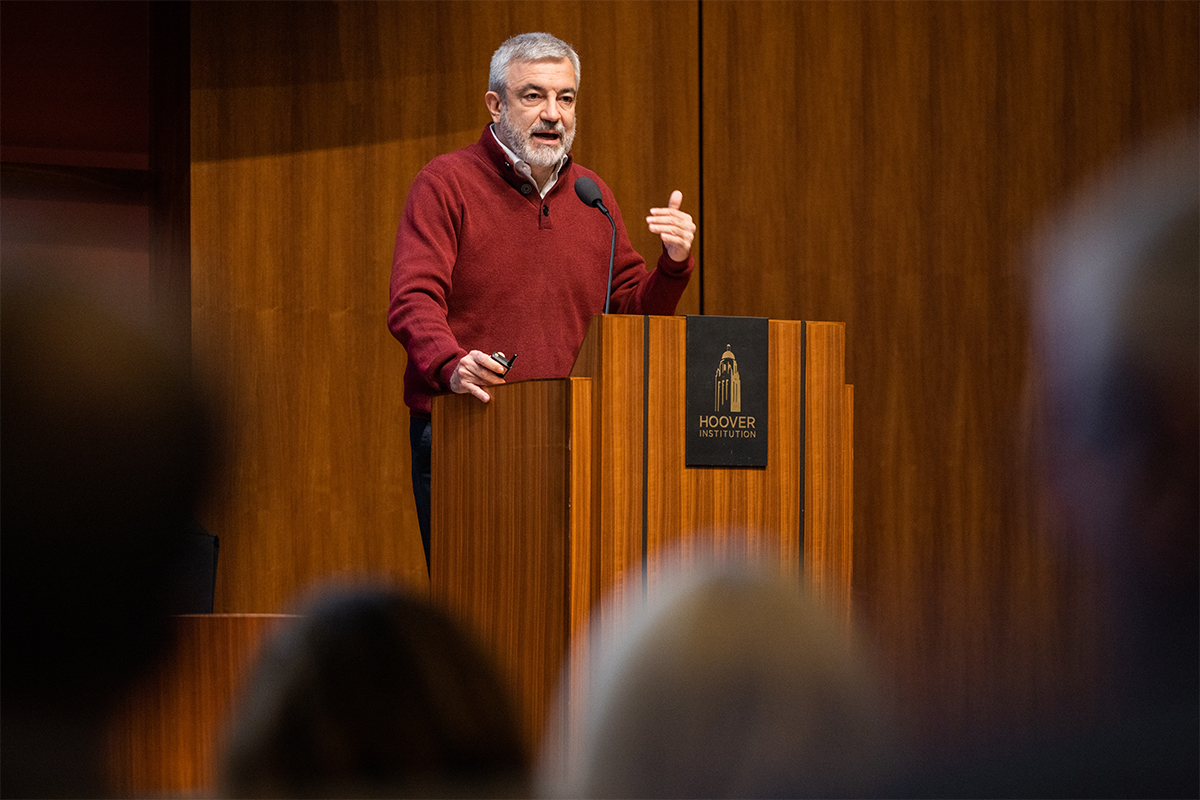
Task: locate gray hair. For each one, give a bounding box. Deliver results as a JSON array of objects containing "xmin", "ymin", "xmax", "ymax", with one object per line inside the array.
[
  {"xmin": 540, "ymin": 560, "xmax": 895, "ymax": 798},
  {"xmin": 1034, "ymin": 121, "xmax": 1198, "ymax": 457},
  {"xmin": 488, "ymin": 32, "xmax": 580, "ymax": 98},
  {"xmin": 1032, "ymin": 120, "xmax": 1198, "ymax": 589}
]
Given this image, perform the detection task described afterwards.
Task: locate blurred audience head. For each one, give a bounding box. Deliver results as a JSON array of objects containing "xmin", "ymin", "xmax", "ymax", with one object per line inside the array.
[
  {"xmin": 1032, "ymin": 120, "xmax": 1198, "ymax": 685},
  {"xmin": 543, "ymin": 558, "xmax": 894, "ymax": 798},
  {"xmin": 1, "ymin": 269, "xmax": 216, "ymax": 795},
  {"xmin": 218, "ymin": 583, "xmax": 529, "ymax": 798},
  {"xmin": 891, "ymin": 121, "xmax": 1200, "ymax": 800}
]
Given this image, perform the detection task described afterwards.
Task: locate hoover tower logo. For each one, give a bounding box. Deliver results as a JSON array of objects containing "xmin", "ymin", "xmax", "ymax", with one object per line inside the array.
[
  {"xmin": 686, "ymin": 318, "xmax": 769, "ymax": 467},
  {"xmin": 715, "ymin": 345, "xmax": 741, "ymax": 413},
  {"xmin": 699, "ymin": 346, "xmax": 757, "ymax": 442}
]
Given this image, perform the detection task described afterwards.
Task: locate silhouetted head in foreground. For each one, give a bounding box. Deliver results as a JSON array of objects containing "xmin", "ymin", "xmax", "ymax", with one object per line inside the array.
[
  {"xmin": 542, "ymin": 561, "xmax": 894, "ymax": 798},
  {"xmin": 893, "ymin": 121, "xmax": 1199, "ymax": 799},
  {"xmin": 1, "ymin": 272, "xmax": 215, "ymax": 797},
  {"xmin": 1034, "ymin": 123, "xmax": 1199, "ymax": 680},
  {"xmin": 219, "ymin": 584, "xmax": 529, "ymax": 798},
  {"xmin": 1028, "ymin": 120, "xmax": 1199, "ymax": 796}
]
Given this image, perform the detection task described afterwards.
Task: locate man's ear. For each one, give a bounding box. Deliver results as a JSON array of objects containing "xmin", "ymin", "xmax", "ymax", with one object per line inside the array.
[{"xmin": 485, "ymin": 91, "xmax": 503, "ymax": 123}]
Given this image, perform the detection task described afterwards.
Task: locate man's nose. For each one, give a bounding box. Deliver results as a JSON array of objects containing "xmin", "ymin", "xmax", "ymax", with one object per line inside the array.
[{"xmin": 541, "ymin": 95, "xmax": 561, "ymax": 121}]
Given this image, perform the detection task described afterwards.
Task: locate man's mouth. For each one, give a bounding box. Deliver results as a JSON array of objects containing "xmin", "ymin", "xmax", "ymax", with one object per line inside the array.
[{"xmin": 531, "ymin": 130, "xmax": 562, "ymax": 144}]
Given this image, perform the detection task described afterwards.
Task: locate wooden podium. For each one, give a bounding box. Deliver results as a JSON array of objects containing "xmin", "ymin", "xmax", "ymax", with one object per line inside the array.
[{"xmin": 431, "ymin": 315, "xmax": 853, "ymax": 751}]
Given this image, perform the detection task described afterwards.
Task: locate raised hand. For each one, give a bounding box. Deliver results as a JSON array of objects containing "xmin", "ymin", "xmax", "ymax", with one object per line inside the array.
[{"xmin": 647, "ymin": 190, "xmax": 696, "ymax": 262}]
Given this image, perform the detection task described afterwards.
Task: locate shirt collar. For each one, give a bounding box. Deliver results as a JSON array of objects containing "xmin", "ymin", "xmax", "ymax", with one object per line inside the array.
[{"xmin": 489, "ymin": 124, "xmax": 568, "ymax": 198}]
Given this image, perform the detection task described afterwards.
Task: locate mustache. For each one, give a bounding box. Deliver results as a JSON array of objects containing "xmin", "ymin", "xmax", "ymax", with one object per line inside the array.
[{"xmin": 530, "ymin": 121, "xmax": 566, "ymax": 135}]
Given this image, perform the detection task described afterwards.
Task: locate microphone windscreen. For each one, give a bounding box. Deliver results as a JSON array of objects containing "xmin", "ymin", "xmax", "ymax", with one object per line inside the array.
[{"xmin": 574, "ymin": 176, "xmax": 603, "ymax": 208}]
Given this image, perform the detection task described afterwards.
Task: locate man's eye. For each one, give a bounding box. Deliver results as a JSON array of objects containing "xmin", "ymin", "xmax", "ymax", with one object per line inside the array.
[{"xmin": 560, "ymin": 96, "xmax": 574, "ymax": 106}]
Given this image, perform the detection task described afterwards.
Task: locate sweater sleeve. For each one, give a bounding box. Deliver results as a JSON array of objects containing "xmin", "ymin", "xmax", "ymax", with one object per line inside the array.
[
  {"xmin": 603, "ymin": 185, "xmax": 695, "ymax": 316},
  {"xmin": 387, "ymin": 168, "xmax": 468, "ymax": 391}
]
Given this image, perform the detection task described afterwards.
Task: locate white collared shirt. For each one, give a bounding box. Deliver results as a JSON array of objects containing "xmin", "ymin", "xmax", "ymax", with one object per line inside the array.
[{"xmin": 490, "ymin": 124, "xmax": 568, "ymax": 198}]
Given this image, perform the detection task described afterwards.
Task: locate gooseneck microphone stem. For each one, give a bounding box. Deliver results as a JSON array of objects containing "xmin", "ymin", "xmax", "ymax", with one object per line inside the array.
[
  {"xmin": 603, "ymin": 211, "xmax": 616, "ymax": 314},
  {"xmin": 574, "ymin": 176, "xmax": 618, "ymax": 314}
]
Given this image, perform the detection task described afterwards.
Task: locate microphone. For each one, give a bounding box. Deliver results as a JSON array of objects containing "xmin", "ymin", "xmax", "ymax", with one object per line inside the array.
[{"xmin": 575, "ymin": 176, "xmax": 617, "ymax": 314}]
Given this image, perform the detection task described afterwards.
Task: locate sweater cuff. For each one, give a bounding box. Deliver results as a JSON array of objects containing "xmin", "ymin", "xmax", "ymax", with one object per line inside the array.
[
  {"xmin": 657, "ymin": 247, "xmax": 695, "ymax": 278},
  {"xmin": 439, "ymin": 353, "xmax": 465, "ymax": 391}
]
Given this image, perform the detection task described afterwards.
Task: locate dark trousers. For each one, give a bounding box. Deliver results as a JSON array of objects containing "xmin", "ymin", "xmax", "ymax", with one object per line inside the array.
[{"xmin": 409, "ymin": 417, "xmax": 432, "ymax": 572}]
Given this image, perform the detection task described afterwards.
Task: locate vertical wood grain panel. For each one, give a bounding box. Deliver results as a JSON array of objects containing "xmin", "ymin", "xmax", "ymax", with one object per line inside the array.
[
  {"xmin": 149, "ymin": 1, "xmax": 190, "ymax": 346},
  {"xmin": 570, "ymin": 314, "xmax": 647, "ymax": 622},
  {"xmin": 563, "ymin": 376, "xmax": 595, "ymax": 776},
  {"xmin": 842, "ymin": 383, "xmax": 855, "ymax": 623},
  {"xmin": 431, "ymin": 380, "xmax": 572, "ymax": 753},
  {"xmin": 106, "ymin": 615, "xmax": 287, "ymax": 797},
  {"xmin": 191, "ymin": 2, "xmax": 700, "ymax": 615},
  {"xmin": 567, "ymin": 377, "xmax": 597, "ymax": 645},
  {"xmin": 703, "ymin": 0, "xmax": 1198, "ymax": 742},
  {"xmin": 803, "ymin": 322, "xmax": 852, "ymax": 618}
]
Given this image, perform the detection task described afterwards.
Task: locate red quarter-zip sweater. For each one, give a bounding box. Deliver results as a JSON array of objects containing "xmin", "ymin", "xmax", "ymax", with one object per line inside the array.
[{"xmin": 388, "ymin": 126, "xmax": 693, "ymax": 417}]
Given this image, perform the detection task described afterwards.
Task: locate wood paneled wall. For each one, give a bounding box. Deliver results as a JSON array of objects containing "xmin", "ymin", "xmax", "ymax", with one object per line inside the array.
[
  {"xmin": 702, "ymin": 0, "xmax": 1198, "ymax": 741},
  {"xmin": 106, "ymin": 615, "xmax": 287, "ymax": 796},
  {"xmin": 192, "ymin": 0, "xmax": 1197, "ymax": 745}
]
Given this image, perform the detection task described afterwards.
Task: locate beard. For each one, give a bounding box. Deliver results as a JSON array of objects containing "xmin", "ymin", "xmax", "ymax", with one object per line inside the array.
[{"xmin": 495, "ymin": 103, "xmax": 576, "ymax": 168}]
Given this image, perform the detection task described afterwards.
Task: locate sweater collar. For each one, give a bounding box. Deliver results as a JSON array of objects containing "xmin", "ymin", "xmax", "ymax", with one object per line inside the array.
[{"xmin": 479, "ymin": 124, "xmax": 573, "ymax": 200}]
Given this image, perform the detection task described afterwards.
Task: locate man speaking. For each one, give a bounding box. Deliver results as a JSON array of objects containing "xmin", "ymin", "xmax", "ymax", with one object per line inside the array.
[{"xmin": 388, "ymin": 32, "xmax": 695, "ymax": 570}]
